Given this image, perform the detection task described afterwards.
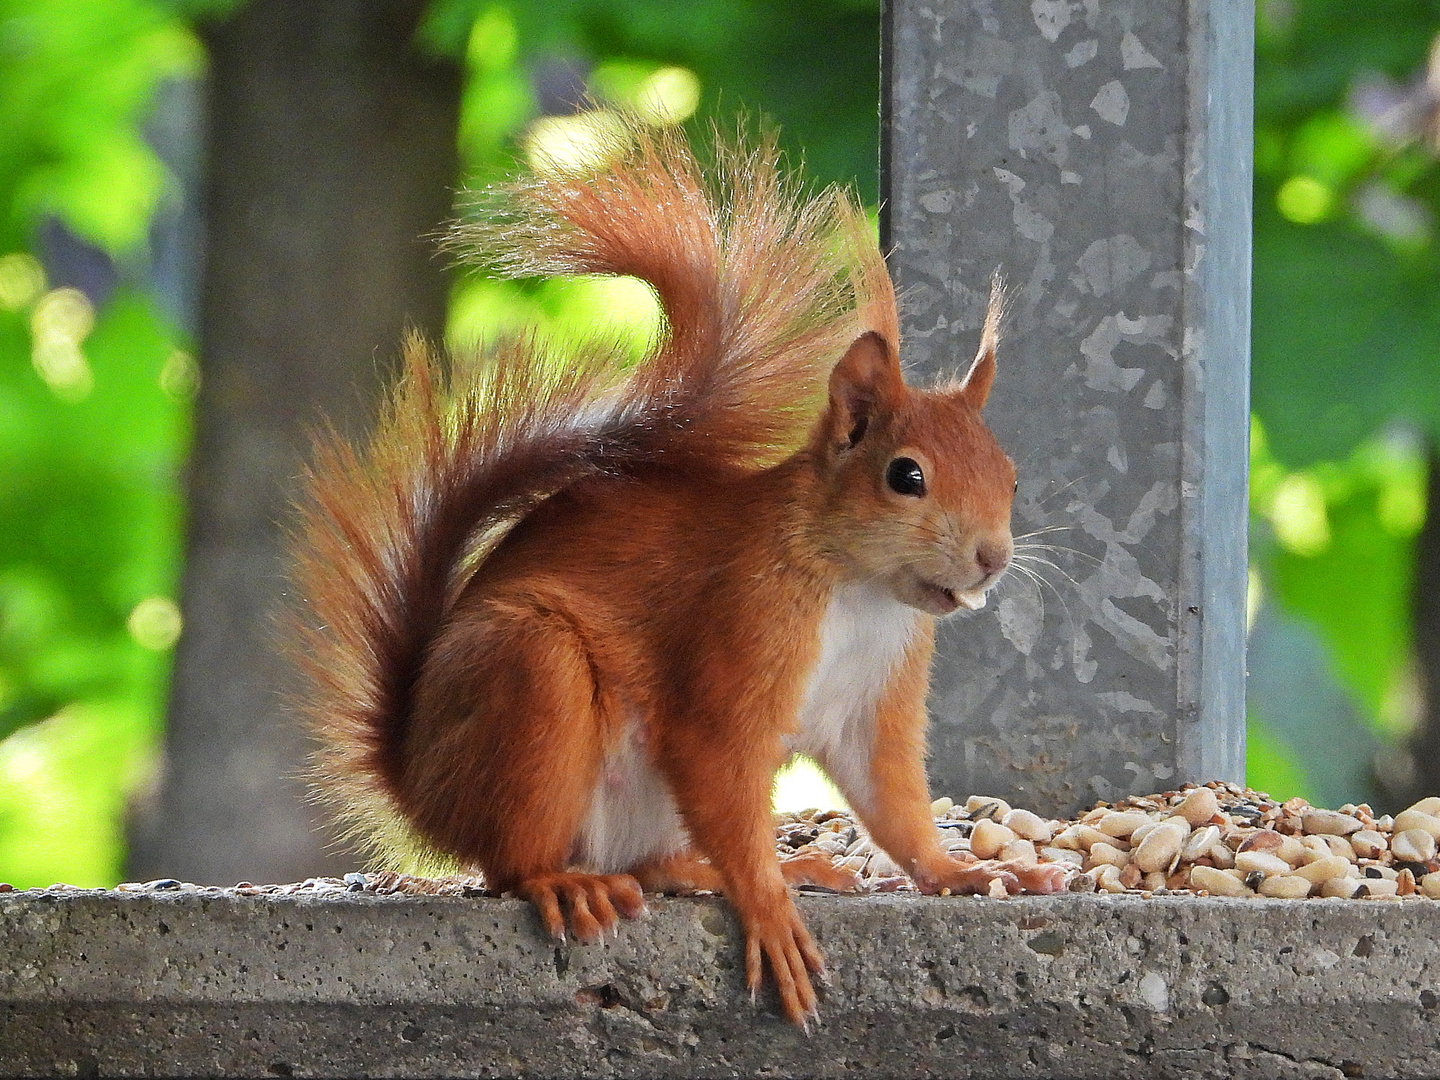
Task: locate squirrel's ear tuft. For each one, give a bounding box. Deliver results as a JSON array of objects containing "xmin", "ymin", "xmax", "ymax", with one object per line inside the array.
[
  {"xmin": 826, "ymin": 331, "xmax": 903, "ymax": 448},
  {"xmin": 955, "ymin": 272, "xmax": 1004, "ymax": 410}
]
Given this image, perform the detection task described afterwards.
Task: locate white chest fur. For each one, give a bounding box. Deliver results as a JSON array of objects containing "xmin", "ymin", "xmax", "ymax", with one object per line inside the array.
[
  {"xmin": 572, "ymin": 720, "xmax": 687, "ymax": 874},
  {"xmin": 789, "ymin": 580, "xmax": 921, "ymax": 816}
]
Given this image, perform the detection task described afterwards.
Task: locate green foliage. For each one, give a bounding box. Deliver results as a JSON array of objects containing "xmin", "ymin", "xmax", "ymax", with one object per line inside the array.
[
  {"xmin": 1245, "ymin": 716, "xmax": 1316, "ymax": 805},
  {"xmin": 0, "ymin": 0, "xmax": 195, "ymax": 886},
  {"xmin": 429, "ymin": 0, "xmax": 881, "ymax": 198},
  {"xmin": 0, "ymin": 0, "xmax": 200, "ymax": 252},
  {"xmin": 1250, "ymin": 0, "xmax": 1440, "ymax": 802},
  {"xmin": 1252, "ymin": 427, "xmax": 1424, "ymax": 728},
  {"xmin": 0, "ymin": 288, "xmax": 189, "ymax": 886}
]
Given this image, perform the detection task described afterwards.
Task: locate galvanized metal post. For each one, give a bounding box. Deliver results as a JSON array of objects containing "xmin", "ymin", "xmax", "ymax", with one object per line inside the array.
[{"xmin": 884, "ymin": 1, "xmax": 1252, "ymax": 814}]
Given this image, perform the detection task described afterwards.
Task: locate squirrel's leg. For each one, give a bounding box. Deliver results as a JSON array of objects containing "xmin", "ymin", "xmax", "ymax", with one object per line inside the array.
[
  {"xmin": 410, "ymin": 607, "xmax": 645, "ymax": 942},
  {"xmin": 817, "ymin": 629, "xmax": 1068, "ymax": 896},
  {"xmin": 630, "ymin": 851, "xmax": 726, "ymax": 893},
  {"xmin": 658, "ymin": 724, "xmax": 825, "ymax": 1027},
  {"xmin": 778, "ymin": 851, "xmax": 863, "ymax": 892}
]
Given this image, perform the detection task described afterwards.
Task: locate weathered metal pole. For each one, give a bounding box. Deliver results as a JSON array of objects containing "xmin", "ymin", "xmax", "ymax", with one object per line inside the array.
[{"xmin": 884, "ymin": 1, "xmax": 1252, "ymax": 814}]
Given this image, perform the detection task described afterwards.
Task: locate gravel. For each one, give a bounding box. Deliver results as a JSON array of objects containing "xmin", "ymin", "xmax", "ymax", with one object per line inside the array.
[
  {"xmin": 776, "ymin": 784, "xmax": 1440, "ymax": 902},
  {"xmin": 5, "ymin": 785, "xmax": 1437, "ymax": 903}
]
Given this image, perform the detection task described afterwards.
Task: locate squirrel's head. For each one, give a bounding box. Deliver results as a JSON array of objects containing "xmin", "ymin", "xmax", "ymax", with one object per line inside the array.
[{"xmin": 809, "ymin": 316, "xmax": 1014, "ymax": 618}]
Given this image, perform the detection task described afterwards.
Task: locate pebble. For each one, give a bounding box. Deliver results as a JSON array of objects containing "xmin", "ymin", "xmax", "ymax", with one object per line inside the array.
[
  {"xmin": 1274, "ymin": 834, "xmax": 1308, "ymax": 866},
  {"xmin": 1290, "ymin": 856, "xmax": 1353, "ymax": 885},
  {"xmin": 1310, "ymin": 834, "xmax": 1356, "ymax": 860},
  {"xmin": 1357, "ymin": 878, "xmax": 1400, "ymax": 899},
  {"xmin": 1176, "ymin": 787, "xmax": 1220, "ymax": 826},
  {"xmin": 1258, "ymin": 874, "xmax": 1312, "ymax": 899},
  {"xmin": 1234, "ymin": 850, "xmax": 1291, "ymax": 877},
  {"xmin": 1087, "ymin": 842, "xmax": 1129, "ymax": 869},
  {"xmin": 1422, "ymin": 872, "xmax": 1440, "ymax": 900},
  {"xmin": 1093, "ymin": 864, "xmax": 1125, "ymax": 894},
  {"xmin": 999, "ymin": 839, "xmax": 1039, "ymax": 865},
  {"xmin": 1321, "ymin": 877, "xmax": 1363, "ymax": 899},
  {"xmin": 1393, "ymin": 808, "xmax": 1440, "ymax": 841},
  {"xmin": 1350, "ymin": 830, "xmax": 1388, "ymax": 860},
  {"xmin": 869, "ymin": 851, "xmax": 903, "ymax": 877},
  {"xmin": 1190, "ymin": 865, "xmax": 1252, "ymax": 897},
  {"xmin": 1049, "ymin": 824, "xmax": 1092, "ymax": 852},
  {"xmin": 1097, "ymin": 811, "xmax": 1151, "ymax": 839},
  {"xmin": 1302, "ymin": 809, "xmax": 1363, "ymax": 836},
  {"xmin": 1237, "ymin": 830, "xmax": 1283, "ymax": 854},
  {"xmin": 969, "ymin": 819, "xmax": 1017, "ymax": 859},
  {"xmin": 1002, "ymin": 808, "xmax": 1053, "ymax": 843},
  {"xmin": 835, "ymin": 855, "xmax": 868, "ymax": 876},
  {"xmin": 1133, "ymin": 820, "xmax": 1188, "ymax": 874},
  {"xmin": 1182, "ymin": 825, "xmax": 1221, "ymax": 862},
  {"xmin": 1391, "ymin": 828, "xmax": 1438, "ymax": 864},
  {"xmin": 964, "ymin": 795, "xmax": 1011, "ymax": 821}
]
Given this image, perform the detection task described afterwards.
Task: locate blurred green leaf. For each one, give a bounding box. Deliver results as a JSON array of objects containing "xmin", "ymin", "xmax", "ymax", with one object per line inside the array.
[
  {"xmin": 1244, "ymin": 715, "xmax": 1315, "ymax": 805},
  {"xmin": 0, "ymin": 0, "xmax": 202, "ymax": 253}
]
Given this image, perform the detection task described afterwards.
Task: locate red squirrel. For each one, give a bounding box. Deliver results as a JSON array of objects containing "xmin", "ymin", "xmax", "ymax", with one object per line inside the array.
[{"xmin": 288, "ymin": 121, "xmax": 1068, "ymax": 1027}]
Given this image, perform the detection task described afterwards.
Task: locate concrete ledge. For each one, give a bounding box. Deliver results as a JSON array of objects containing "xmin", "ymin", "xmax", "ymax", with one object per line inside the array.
[{"xmin": 3, "ymin": 890, "xmax": 1439, "ymax": 1078}]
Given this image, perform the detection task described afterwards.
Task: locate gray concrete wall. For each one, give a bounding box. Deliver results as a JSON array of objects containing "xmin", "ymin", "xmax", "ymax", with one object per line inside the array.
[
  {"xmin": 3, "ymin": 890, "xmax": 1438, "ymax": 1078},
  {"xmin": 884, "ymin": 1, "xmax": 1252, "ymax": 814}
]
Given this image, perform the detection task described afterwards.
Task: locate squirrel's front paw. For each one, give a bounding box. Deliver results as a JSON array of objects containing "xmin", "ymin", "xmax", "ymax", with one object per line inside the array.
[
  {"xmin": 915, "ymin": 857, "xmax": 1017, "ymax": 896},
  {"xmin": 744, "ymin": 904, "xmax": 826, "ymax": 1028},
  {"xmin": 1006, "ymin": 861, "xmax": 1070, "ymax": 894},
  {"xmin": 916, "ymin": 855, "xmax": 1071, "ymax": 897}
]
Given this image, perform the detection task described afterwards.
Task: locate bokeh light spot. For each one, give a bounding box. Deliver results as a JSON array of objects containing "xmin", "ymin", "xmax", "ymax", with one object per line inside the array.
[
  {"xmin": 30, "ymin": 287, "xmax": 96, "ymax": 401},
  {"xmin": 1269, "ymin": 472, "xmax": 1331, "ymax": 555},
  {"xmin": 159, "ymin": 348, "xmax": 201, "ymax": 401},
  {"xmin": 0, "ymin": 253, "xmax": 45, "ymax": 310},
  {"xmin": 127, "ymin": 596, "xmax": 183, "ymax": 651},
  {"xmin": 1276, "ymin": 175, "xmax": 1332, "ymax": 223},
  {"xmin": 524, "ymin": 111, "xmax": 630, "ymax": 177},
  {"xmin": 635, "ymin": 66, "xmax": 701, "ymax": 126}
]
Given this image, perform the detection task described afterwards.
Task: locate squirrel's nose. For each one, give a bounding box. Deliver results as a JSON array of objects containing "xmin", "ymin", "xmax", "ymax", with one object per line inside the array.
[{"xmin": 975, "ymin": 541, "xmax": 1010, "ymax": 578}]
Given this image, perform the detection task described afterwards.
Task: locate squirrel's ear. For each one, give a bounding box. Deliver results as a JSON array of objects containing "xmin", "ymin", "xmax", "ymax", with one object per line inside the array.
[
  {"xmin": 955, "ymin": 273, "xmax": 1004, "ymax": 410},
  {"xmin": 826, "ymin": 331, "xmax": 903, "ymax": 448}
]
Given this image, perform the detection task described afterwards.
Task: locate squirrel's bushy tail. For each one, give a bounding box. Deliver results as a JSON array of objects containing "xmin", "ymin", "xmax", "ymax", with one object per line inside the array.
[
  {"xmin": 451, "ymin": 118, "xmax": 897, "ymax": 463},
  {"xmin": 288, "ymin": 119, "xmax": 897, "ymax": 865}
]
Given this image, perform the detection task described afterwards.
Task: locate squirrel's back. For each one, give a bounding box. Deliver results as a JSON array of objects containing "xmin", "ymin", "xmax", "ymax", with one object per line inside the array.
[{"xmin": 287, "ymin": 119, "xmax": 898, "ymax": 865}]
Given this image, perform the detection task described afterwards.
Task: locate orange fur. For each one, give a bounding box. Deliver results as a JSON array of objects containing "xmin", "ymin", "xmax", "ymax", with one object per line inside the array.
[{"xmin": 287, "ymin": 119, "xmax": 1062, "ymax": 1028}]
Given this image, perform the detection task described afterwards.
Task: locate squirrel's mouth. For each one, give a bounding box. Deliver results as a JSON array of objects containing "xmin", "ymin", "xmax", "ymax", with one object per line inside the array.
[{"xmin": 919, "ymin": 581, "xmax": 987, "ymax": 615}]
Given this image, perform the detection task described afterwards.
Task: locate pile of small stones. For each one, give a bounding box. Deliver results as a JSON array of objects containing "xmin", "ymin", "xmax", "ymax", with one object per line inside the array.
[
  {"xmin": 5, "ymin": 784, "xmax": 1437, "ymax": 902},
  {"xmin": 776, "ymin": 782, "xmax": 1440, "ymax": 901}
]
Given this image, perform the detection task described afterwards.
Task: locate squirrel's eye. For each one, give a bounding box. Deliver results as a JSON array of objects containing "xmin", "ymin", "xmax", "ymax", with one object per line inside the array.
[{"xmin": 885, "ymin": 457, "xmax": 926, "ymax": 497}]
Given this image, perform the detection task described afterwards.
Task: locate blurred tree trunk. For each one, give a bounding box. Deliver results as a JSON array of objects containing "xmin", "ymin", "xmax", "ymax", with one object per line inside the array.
[
  {"xmin": 126, "ymin": 0, "xmax": 459, "ymax": 884},
  {"xmin": 1412, "ymin": 445, "xmax": 1440, "ymax": 801}
]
